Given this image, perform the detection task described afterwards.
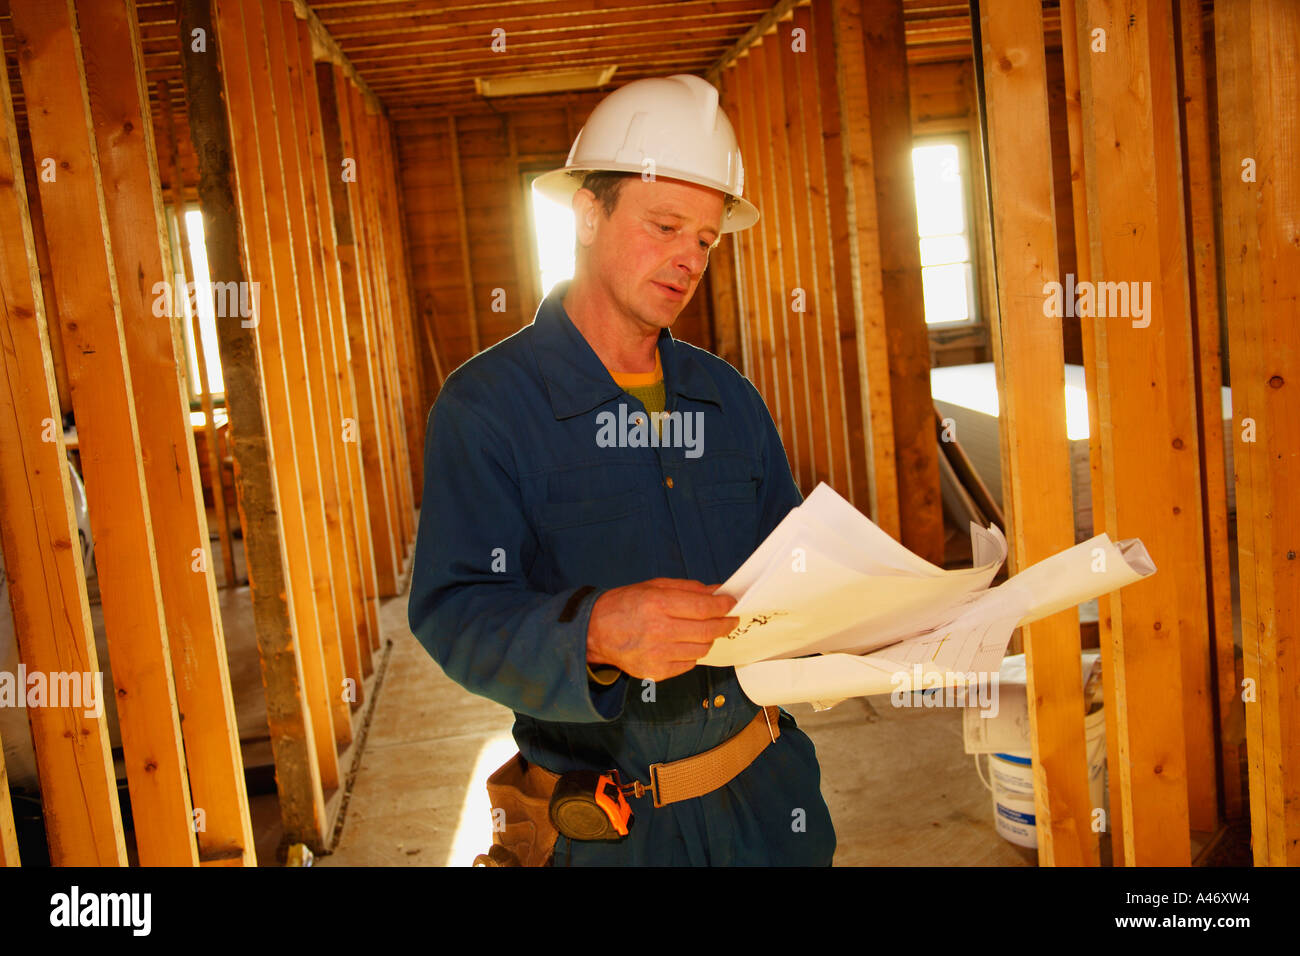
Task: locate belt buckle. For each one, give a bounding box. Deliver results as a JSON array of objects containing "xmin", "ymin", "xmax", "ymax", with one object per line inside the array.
[{"xmin": 647, "ymin": 763, "xmax": 665, "ymax": 809}]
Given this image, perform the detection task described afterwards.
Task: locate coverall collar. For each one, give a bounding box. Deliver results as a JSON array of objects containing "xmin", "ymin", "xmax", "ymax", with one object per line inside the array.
[{"xmin": 532, "ymin": 279, "xmax": 723, "ymax": 420}]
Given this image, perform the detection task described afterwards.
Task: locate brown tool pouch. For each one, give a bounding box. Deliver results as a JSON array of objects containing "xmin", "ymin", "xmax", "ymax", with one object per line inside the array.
[{"xmin": 473, "ymin": 752, "xmax": 561, "ymax": 867}]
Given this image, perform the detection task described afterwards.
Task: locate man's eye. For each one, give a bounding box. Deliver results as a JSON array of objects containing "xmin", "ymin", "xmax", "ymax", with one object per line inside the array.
[{"xmin": 657, "ymin": 224, "xmax": 674, "ymax": 234}]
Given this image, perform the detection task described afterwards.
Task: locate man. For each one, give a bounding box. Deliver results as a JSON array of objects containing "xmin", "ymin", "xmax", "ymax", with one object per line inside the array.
[{"xmin": 408, "ymin": 74, "xmax": 835, "ymax": 866}]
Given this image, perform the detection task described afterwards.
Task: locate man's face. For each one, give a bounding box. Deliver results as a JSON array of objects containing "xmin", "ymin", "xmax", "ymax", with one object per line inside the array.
[{"xmin": 578, "ymin": 176, "xmax": 725, "ymax": 332}]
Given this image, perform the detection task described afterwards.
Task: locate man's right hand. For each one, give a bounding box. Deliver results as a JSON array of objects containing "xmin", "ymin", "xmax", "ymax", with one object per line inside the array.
[{"xmin": 586, "ymin": 578, "xmax": 738, "ymax": 682}]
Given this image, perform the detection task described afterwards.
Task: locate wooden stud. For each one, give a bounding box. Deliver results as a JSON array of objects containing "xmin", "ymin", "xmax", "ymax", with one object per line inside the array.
[
  {"xmin": 789, "ymin": 4, "xmax": 852, "ymax": 496},
  {"xmin": 319, "ymin": 61, "xmax": 400, "ymax": 598},
  {"xmin": 978, "ymin": 0, "xmax": 1095, "ymax": 867},
  {"xmin": 1216, "ymin": 0, "xmax": 1300, "ymax": 866},
  {"xmin": 75, "ymin": 0, "xmax": 254, "ymax": 865},
  {"xmin": 261, "ymin": 0, "xmax": 355, "ymax": 746},
  {"xmin": 1059, "ymin": 0, "xmax": 1126, "ymax": 864},
  {"xmin": 766, "ymin": 34, "xmax": 814, "ymax": 491},
  {"xmin": 231, "ymin": 0, "xmax": 345, "ymax": 781},
  {"xmin": 854, "ymin": 0, "xmax": 942, "ymax": 563},
  {"xmin": 778, "ymin": 18, "xmax": 830, "ymax": 490},
  {"xmin": 292, "ymin": 11, "xmax": 379, "ymax": 681},
  {"xmin": 811, "ymin": 0, "xmax": 870, "ymax": 509},
  {"xmin": 1175, "ymin": 0, "xmax": 1243, "ymax": 825},
  {"xmin": 1076, "ymin": 0, "xmax": 1208, "ymax": 863},
  {"xmin": 828, "ymin": 0, "xmax": 902, "ymax": 536},
  {"xmin": 11, "ymin": 0, "xmax": 198, "ymax": 866},
  {"xmin": 181, "ymin": 0, "xmax": 328, "ymax": 849},
  {"xmin": 157, "ymin": 79, "xmax": 238, "ymax": 592},
  {"xmin": 0, "ymin": 49, "xmax": 127, "ymax": 867}
]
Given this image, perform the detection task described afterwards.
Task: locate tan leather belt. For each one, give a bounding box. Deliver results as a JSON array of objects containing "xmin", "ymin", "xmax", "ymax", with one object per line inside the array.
[{"xmin": 632, "ymin": 705, "xmax": 781, "ymax": 808}]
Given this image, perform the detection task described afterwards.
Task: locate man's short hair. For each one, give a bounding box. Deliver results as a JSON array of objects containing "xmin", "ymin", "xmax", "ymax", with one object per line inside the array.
[
  {"xmin": 577, "ymin": 169, "xmax": 738, "ymax": 222},
  {"xmin": 579, "ymin": 170, "xmax": 634, "ymax": 218}
]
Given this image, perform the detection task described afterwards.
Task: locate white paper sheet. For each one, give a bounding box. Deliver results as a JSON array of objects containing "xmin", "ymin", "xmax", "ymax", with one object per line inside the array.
[{"xmin": 708, "ymin": 483, "xmax": 1157, "ymax": 707}]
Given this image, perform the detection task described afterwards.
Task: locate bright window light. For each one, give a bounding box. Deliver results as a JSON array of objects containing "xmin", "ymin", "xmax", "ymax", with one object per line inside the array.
[
  {"xmin": 177, "ymin": 207, "xmax": 225, "ymax": 397},
  {"xmin": 528, "ymin": 176, "xmax": 575, "ymax": 299},
  {"xmin": 912, "ymin": 141, "xmax": 977, "ymax": 326}
]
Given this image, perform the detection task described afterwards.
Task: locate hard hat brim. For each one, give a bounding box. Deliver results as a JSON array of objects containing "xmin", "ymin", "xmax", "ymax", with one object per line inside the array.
[{"xmin": 531, "ymin": 165, "xmax": 760, "ymax": 234}]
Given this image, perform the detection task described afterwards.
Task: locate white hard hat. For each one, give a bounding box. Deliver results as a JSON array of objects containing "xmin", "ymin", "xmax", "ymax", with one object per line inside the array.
[{"xmin": 532, "ymin": 74, "xmax": 759, "ymax": 233}]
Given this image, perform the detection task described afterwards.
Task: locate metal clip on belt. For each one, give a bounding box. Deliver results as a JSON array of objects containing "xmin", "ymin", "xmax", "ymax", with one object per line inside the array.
[{"xmin": 631, "ymin": 704, "xmax": 781, "ymax": 808}]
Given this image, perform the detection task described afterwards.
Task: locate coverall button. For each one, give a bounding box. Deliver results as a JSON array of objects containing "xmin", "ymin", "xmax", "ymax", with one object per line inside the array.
[
  {"xmin": 714, "ymin": 694, "xmax": 726, "ymax": 708},
  {"xmin": 702, "ymin": 698, "xmax": 710, "ymax": 709},
  {"xmin": 634, "ymin": 415, "xmax": 645, "ymax": 426},
  {"xmin": 665, "ymin": 476, "xmax": 674, "ymax": 488}
]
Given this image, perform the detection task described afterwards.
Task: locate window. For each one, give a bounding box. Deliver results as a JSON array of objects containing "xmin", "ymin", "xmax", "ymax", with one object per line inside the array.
[
  {"xmin": 166, "ymin": 204, "xmax": 225, "ymax": 401},
  {"xmin": 523, "ymin": 169, "xmax": 575, "ymax": 301},
  {"xmin": 911, "ymin": 138, "xmax": 978, "ymax": 327}
]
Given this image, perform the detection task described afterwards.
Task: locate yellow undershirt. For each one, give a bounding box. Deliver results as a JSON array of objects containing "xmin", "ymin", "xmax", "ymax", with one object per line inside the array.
[{"xmin": 587, "ymin": 350, "xmax": 665, "ymax": 686}]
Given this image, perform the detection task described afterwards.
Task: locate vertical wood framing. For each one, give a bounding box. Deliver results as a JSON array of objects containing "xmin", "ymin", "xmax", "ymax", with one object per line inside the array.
[
  {"xmin": 157, "ymin": 79, "xmax": 238, "ymax": 593},
  {"xmin": 11, "ymin": 0, "xmax": 198, "ymax": 866},
  {"xmin": 1216, "ymin": 0, "xmax": 1300, "ymax": 866},
  {"xmin": 0, "ymin": 48, "xmax": 127, "ymax": 867},
  {"xmin": 811, "ymin": 0, "xmax": 870, "ymax": 508},
  {"xmin": 1075, "ymin": 0, "xmax": 1209, "ymax": 863},
  {"xmin": 979, "ymin": 0, "xmax": 1095, "ymax": 867},
  {"xmin": 1059, "ymin": 0, "xmax": 1127, "ymax": 864},
  {"xmin": 733, "ymin": 53, "xmax": 771, "ymax": 405},
  {"xmin": 1175, "ymin": 0, "xmax": 1244, "ymax": 826},
  {"xmin": 828, "ymin": 0, "xmax": 901, "ymax": 535},
  {"xmin": 762, "ymin": 35, "xmax": 810, "ymax": 491},
  {"xmin": 260, "ymin": 0, "xmax": 355, "ymax": 745},
  {"xmin": 293, "ymin": 12, "xmax": 379, "ymax": 679},
  {"xmin": 75, "ymin": 0, "xmax": 253, "ymax": 865},
  {"xmin": 855, "ymin": 0, "xmax": 942, "ymax": 564},
  {"xmin": 230, "ymin": 0, "xmax": 343, "ymax": 783},
  {"xmin": 352, "ymin": 87, "xmax": 415, "ymax": 560},
  {"xmin": 182, "ymin": 0, "xmax": 328, "ymax": 849},
  {"xmin": 789, "ymin": 3, "xmax": 851, "ymax": 496},
  {"xmin": 320, "ymin": 61, "xmax": 399, "ymax": 598}
]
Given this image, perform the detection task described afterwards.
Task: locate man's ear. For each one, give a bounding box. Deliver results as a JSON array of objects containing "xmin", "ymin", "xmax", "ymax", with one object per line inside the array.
[{"xmin": 572, "ymin": 187, "xmax": 600, "ymax": 248}]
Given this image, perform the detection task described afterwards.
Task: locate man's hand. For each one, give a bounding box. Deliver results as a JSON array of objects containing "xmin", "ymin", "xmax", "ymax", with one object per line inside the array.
[{"xmin": 586, "ymin": 578, "xmax": 738, "ymax": 682}]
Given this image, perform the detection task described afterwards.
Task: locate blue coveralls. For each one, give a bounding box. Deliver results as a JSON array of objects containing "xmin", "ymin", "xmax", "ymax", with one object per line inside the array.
[{"xmin": 408, "ymin": 279, "xmax": 836, "ymax": 866}]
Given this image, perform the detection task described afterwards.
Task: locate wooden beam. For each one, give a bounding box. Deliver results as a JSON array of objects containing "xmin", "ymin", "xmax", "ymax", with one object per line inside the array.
[
  {"xmin": 230, "ymin": 0, "xmax": 344, "ymax": 785},
  {"xmin": 789, "ymin": 3, "xmax": 852, "ymax": 496},
  {"xmin": 1075, "ymin": 0, "xmax": 1208, "ymax": 863},
  {"xmin": 0, "ymin": 48, "xmax": 127, "ymax": 866},
  {"xmin": 828, "ymin": 0, "xmax": 901, "ymax": 536},
  {"xmin": 292, "ymin": 11, "xmax": 379, "ymax": 682},
  {"xmin": 704, "ymin": 0, "xmax": 800, "ymax": 82},
  {"xmin": 180, "ymin": 0, "xmax": 328, "ymax": 850},
  {"xmin": 811, "ymin": 0, "xmax": 870, "ymax": 509},
  {"xmin": 1216, "ymin": 0, "xmax": 1300, "ymax": 866},
  {"xmin": 318, "ymin": 61, "xmax": 400, "ymax": 597},
  {"xmin": 1173, "ymin": 0, "xmax": 1244, "ymax": 828},
  {"xmin": 157, "ymin": 79, "xmax": 238, "ymax": 593},
  {"xmin": 732, "ymin": 53, "xmax": 771, "ymax": 406},
  {"xmin": 447, "ymin": 115, "xmax": 481, "ymax": 358},
  {"xmin": 1059, "ymin": 0, "xmax": 1126, "ymax": 864},
  {"xmin": 11, "ymin": 0, "xmax": 197, "ymax": 866},
  {"xmin": 352, "ymin": 87, "xmax": 415, "ymax": 560},
  {"xmin": 261, "ymin": 0, "xmax": 356, "ymax": 746},
  {"xmin": 75, "ymin": 0, "xmax": 254, "ymax": 866},
  {"xmin": 978, "ymin": 0, "xmax": 1095, "ymax": 867},
  {"xmin": 855, "ymin": 0, "xmax": 942, "ymax": 563},
  {"xmin": 763, "ymin": 34, "xmax": 812, "ymax": 492}
]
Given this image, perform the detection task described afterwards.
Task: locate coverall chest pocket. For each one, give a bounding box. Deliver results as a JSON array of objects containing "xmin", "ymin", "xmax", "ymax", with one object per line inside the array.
[
  {"xmin": 537, "ymin": 490, "xmax": 649, "ymax": 590},
  {"xmin": 697, "ymin": 477, "xmax": 760, "ymax": 582}
]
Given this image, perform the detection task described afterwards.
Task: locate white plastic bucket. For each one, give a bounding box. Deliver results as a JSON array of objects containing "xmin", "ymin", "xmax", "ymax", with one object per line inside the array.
[{"xmin": 983, "ymin": 707, "xmax": 1106, "ymax": 849}]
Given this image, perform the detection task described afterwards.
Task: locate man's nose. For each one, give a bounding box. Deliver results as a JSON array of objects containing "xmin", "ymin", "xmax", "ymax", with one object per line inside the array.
[{"xmin": 673, "ymin": 238, "xmax": 709, "ymax": 282}]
